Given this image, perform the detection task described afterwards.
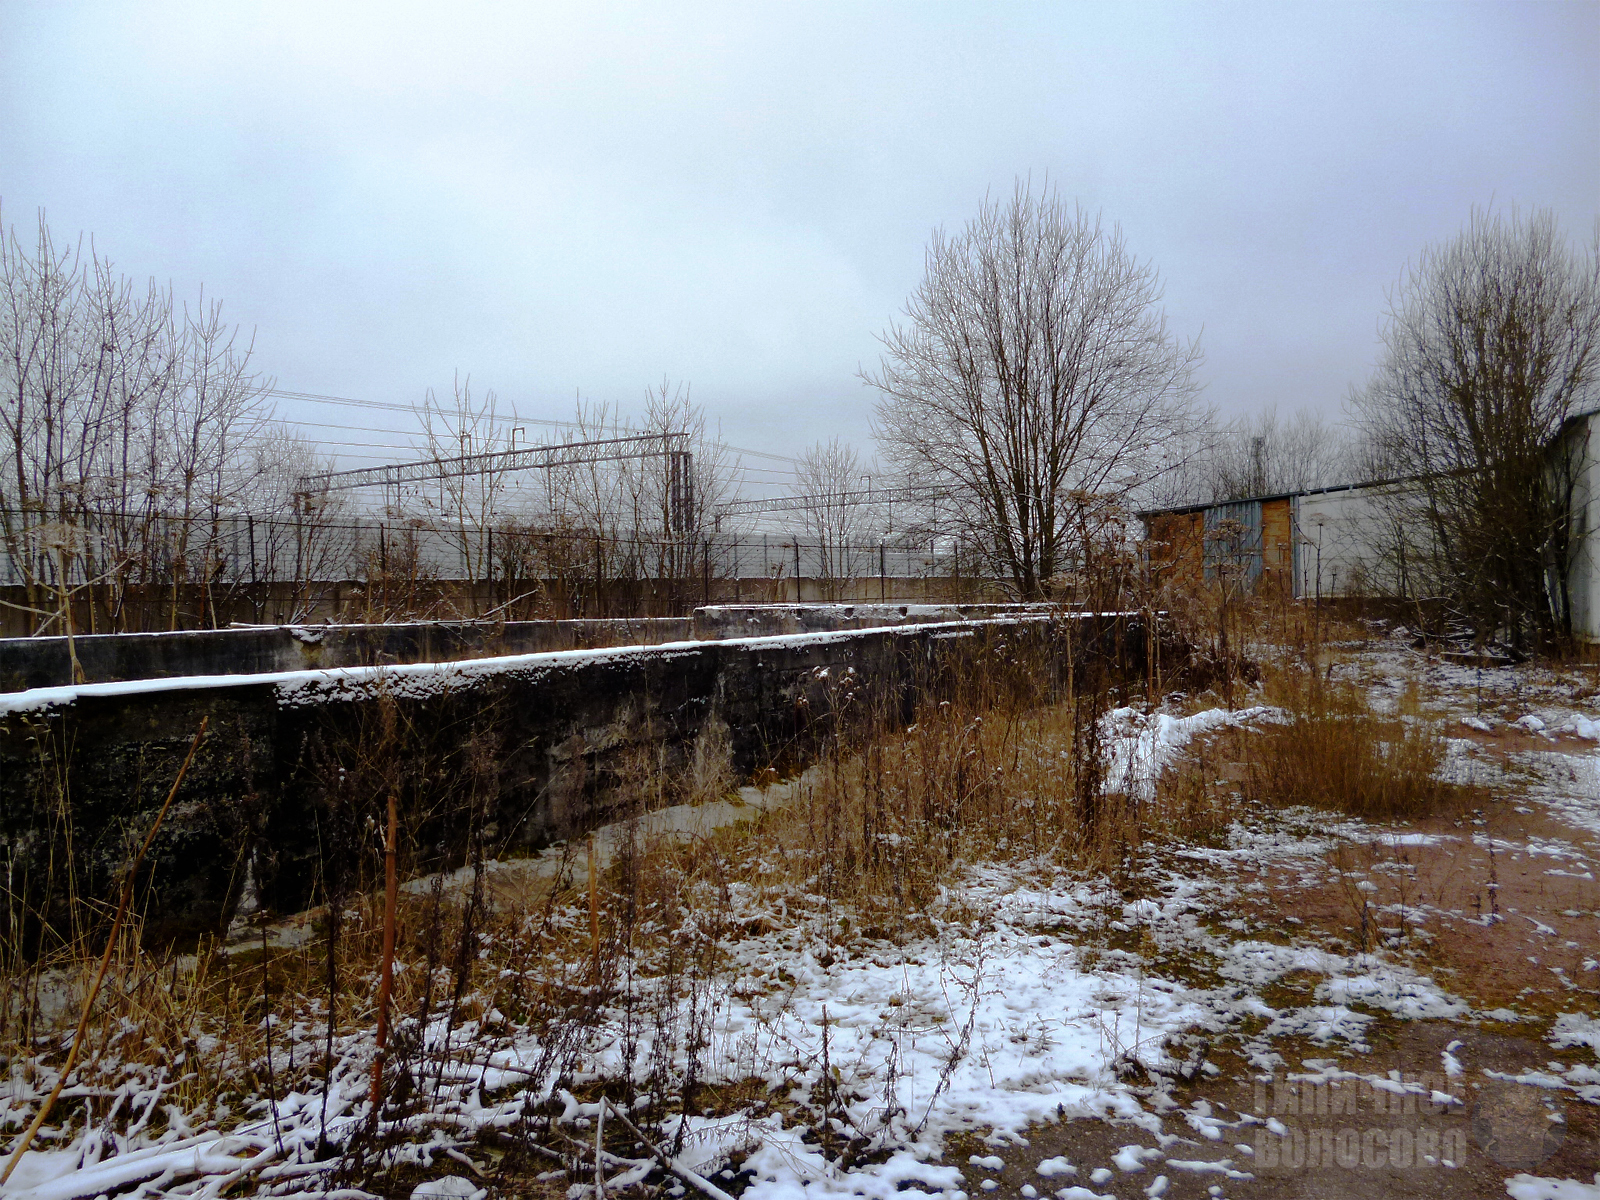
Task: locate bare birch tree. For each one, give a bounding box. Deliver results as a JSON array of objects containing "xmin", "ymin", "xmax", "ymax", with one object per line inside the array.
[
  {"xmin": 867, "ymin": 182, "xmax": 1203, "ymax": 598},
  {"xmin": 1351, "ymin": 206, "xmax": 1600, "ymax": 649}
]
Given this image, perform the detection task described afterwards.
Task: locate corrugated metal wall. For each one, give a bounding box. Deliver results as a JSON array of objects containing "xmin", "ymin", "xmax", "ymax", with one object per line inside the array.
[{"xmin": 1202, "ymin": 499, "xmax": 1263, "ymax": 584}]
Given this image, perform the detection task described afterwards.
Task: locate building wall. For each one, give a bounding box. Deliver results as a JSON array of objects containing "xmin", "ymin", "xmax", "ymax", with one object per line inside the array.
[
  {"xmin": 1146, "ymin": 511, "xmax": 1205, "ymax": 587},
  {"xmin": 1145, "ymin": 486, "xmax": 1412, "ymax": 601},
  {"xmin": 1260, "ymin": 497, "xmax": 1294, "ymax": 593},
  {"xmin": 1291, "ymin": 486, "xmax": 1407, "ymax": 599},
  {"xmin": 1203, "ymin": 500, "xmax": 1264, "ymax": 583},
  {"xmin": 1564, "ymin": 411, "xmax": 1600, "ymax": 644},
  {"xmin": 1144, "ymin": 417, "xmax": 1600, "ymax": 629}
]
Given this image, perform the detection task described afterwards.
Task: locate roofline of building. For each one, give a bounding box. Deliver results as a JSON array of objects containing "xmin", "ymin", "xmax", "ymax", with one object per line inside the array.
[
  {"xmin": 1136, "ymin": 476, "xmax": 1411, "ymax": 519},
  {"xmin": 1139, "ymin": 408, "xmax": 1600, "ymax": 521}
]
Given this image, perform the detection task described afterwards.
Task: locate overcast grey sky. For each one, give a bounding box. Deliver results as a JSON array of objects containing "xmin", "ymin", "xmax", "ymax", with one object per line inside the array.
[{"xmin": 2, "ymin": 1, "xmax": 1596, "ymax": 475}]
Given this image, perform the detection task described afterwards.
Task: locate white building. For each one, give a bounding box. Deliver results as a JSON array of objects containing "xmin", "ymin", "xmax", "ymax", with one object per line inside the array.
[{"xmin": 1557, "ymin": 406, "xmax": 1600, "ymax": 645}]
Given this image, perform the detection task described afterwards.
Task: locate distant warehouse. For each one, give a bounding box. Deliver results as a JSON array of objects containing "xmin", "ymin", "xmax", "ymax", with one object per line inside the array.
[
  {"xmin": 1137, "ymin": 481, "xmax": 1416, "ymax": 602},
  {"xmin": 1138, "ymin": 407, "xmax": 1600, "ymax": 645}
]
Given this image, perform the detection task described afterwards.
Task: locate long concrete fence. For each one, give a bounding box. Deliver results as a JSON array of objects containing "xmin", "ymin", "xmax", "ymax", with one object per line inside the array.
[
  {"xmin": 0, "ymin": 608, "xmax": 1144, "ymax": 949},
  {"xmin": 0, "ymin": 604, "xmax": 1051, "ymax": 691},
  {"xmin": 0, "ymin": 618, "xmax": 694, "ymax": 692}
]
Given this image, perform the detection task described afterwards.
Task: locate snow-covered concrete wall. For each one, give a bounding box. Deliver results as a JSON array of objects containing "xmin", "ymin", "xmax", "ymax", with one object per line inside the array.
[
  {"xmin": 0, "ymin": 617, "xmax": 693, "ymax": 692},
  {"xmin": 0, "ymin": 616, "xmax": 1118, "ymax": 945},
  {"xmin": 692, "ymin": 603, "xmax": 1055, "ymax": 639}
]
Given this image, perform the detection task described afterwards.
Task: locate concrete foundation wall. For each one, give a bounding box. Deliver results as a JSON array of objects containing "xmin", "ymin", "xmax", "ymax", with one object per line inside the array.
[
  {"xmin": 0, "ymin": 575, "xmax": 1004, "ymax": 638},
  {"xmin": 692, "ymin": 603, "xmax": 1055, "ymax": 640},
  {"xmin": 0, "ymin": 619, "xmax": 694, "ymax": 692},
  {"xmin": 0, "ymin": 616, "xmax": 1122, "ymax": 947},
  {"xmin": 0, "ymin": 604, "xmax": 1046, "ymax": 692}
]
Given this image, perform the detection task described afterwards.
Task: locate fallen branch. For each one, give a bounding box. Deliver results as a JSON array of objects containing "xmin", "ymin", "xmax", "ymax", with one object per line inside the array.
[{"xmin": 599, "ymin": 1098, "xmax": 738, "ymax": 1200}]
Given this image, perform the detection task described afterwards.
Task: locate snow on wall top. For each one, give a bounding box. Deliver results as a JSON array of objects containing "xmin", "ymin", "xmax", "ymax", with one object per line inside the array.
[{"xmin": 0, "ymin": 617, "xmax": 1048, "ymax": 716}]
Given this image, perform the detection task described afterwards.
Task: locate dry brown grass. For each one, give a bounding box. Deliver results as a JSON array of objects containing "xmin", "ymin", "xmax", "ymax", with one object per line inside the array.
[
  {"xmin": 743, "ymin": 668, "xmax": 1252, "ymax": 935},
  {"xmin": 1245, "ymin": 668, "xmax": 1472, "ymax": 819},
  {"xmin": 758, "ymin": 700, "xmax": 1084, "ymax": 929}
]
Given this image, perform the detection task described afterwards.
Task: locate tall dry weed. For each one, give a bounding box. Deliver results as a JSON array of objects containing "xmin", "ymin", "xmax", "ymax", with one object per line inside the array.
[{"xmin": 1246, "ymin": 669, "xmax": 1467, "ymax": 819}]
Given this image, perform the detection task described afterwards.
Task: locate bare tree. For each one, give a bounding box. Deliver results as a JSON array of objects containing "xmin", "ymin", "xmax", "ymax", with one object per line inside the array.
[
  {"xmin": 786, "ymin": 437, "xmax": 871, "ymax": 595},
  {"xmin": 631, "ymin": 378, "xmax": 734, "ymax": 586},
  {"xmin": 0, "ymin": 213, "xmax": 105, "ymax": 629},
  {"xmin": 1351, "ymin": 206, "xmax": 1600, "ymax": 649},
  {"xmin": 233, "ymin": 426, "xmax": 348, "ymax": 623},
  {"xmin": 534, "ymin": 381, "xmax": 735, "ymax": 614},
  {"xmin": 1194, "ymin": 405, "xmax": 1351, "ymax": 502},
  {"xmin": 868, "ymin": 181, "xmax": 1203, "ymax": 598},
  {"xmin": 1, "ymin": 209, "xmax": 283, "ymax": 632},
  {"xmin": 417, "ymin": 375, "xmax": 512, "ymax": 590},
  {"xmin": 161, "ymin": 295, "xmax": 275, "ymax": 627}
]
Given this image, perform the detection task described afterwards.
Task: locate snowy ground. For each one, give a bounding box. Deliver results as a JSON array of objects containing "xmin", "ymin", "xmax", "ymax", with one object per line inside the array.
[{"xmin": 3, "ymin": 635, "xmax": 1598, "ymax": 1199}]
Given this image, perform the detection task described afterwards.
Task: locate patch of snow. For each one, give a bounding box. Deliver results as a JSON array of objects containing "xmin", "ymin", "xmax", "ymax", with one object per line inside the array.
[
  {"xmin": 1551, "ymin": 1013, "xmax": 1600, "ymax": 1054},
  {"xmin": 1503, "ymin": 1174, "xmax": 1600, "ymax": 1200},
  {"xmin": 1564, "ymin": 716, "xmax": 1600, "ymax": 741},
  {"xmin": 412, "ymin": 1178, "xmax": 486, "ymax": 1200},
  {"xmin": 1319, "ymin": 968, "xmax": 1466, "ymax": 1021},
  {"xmin": 1113, "ymin": 1144, "xmax": 1158, "ymax": 1172},
  {"xmin": 1442, "ymin": 1040, "xmax": 1464, "ymax": 1076},
  {"xmin": 1521, "ymin": 752, "xmax": 1600, "ymax": 839},
  {"xmin": 1385, "ymin": 832, "xmax": 1453, "ymax": 846},
  {"xmin": 1102, "ymin": 706, "xmax": 1280, "ymax": 799},
  {"xmin": 1263, "ymin": 1004, "xmax": 1374, "ymax": 1048},
  {"xmin": 1163, "ymin": 1159, "xmax": 1251, "ymax": 1179}
]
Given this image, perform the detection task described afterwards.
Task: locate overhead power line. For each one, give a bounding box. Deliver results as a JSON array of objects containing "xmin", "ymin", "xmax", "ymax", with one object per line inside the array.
[
  {"xmin": 267, "ymin": 389, "xmax": 577, "ymax": 432},
  {"xmin": 267, "ymin": 387, "xmax": 801, "ymax": 465},
  {"xmin": 717, "ymin": 484, "xmax": 950, "ymax": 518},
  {"xmin": 297, "ymin": 432, "xmax": 688, "ymax": 493}
]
